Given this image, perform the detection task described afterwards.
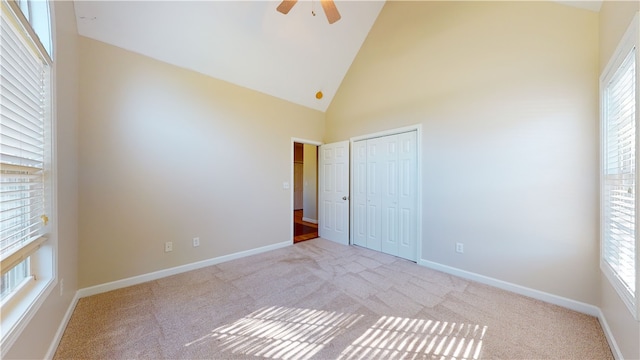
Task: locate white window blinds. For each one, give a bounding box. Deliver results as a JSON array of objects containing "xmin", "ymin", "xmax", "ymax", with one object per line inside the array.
[
  {"xmin": 602, "ymin": 46, "xmax": 637, "ymax": 309},
  {"xmin": 0, "ymin": 7, "xmax": 49, "ymax": 274}
]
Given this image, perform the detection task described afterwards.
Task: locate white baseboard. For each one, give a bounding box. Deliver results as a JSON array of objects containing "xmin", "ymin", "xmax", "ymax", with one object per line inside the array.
[
  {"xmin": 302, "ymin": 217, "xmax": 318, "ymax": 224},
  {"xmin": 45, "ymin": 292, "xmax": 80, "ymax": 360},
  {"xmin": 77, "ymin": 241, "xmax": 291, "ymax": 298},
  {"xmin": 596, "ymin": 308, "xmax": 624, "ymax": 360},
  {"xmin": 419, "ymin": 259, "xmax": 627, "ymax": 359},
  {"xmin": 418, "ymin": 259, "xmax": 600, "ymax": 317}
]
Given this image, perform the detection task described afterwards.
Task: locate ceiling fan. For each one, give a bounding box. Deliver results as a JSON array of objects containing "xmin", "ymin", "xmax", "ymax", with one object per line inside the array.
[{"xmin": 276, "ymin": 0, "xmax": 341, "ymax": 24}]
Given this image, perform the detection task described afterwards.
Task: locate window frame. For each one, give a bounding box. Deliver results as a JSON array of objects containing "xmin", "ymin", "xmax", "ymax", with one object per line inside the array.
[
  {"xmin": 0, "ymin": 0, "xmax": 57, "ymax": 354},
  {"xmin": 600, "ymin": 12, "xmax": 640, "ymax": 320}
]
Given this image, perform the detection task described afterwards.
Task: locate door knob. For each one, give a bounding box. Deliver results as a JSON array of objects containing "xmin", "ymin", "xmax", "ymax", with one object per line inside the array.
[{"xmin": 342, "ymin": 196, "xmax": 349, "ymax": 200}]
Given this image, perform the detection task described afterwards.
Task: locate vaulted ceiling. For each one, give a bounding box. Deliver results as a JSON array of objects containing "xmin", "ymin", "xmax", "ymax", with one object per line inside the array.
[
  {"xmin": 73, "ymin": 1, "xmax": 386, "ymax": 112},
  {"xmin": 73, "ymin": 1, "xmax": 602, "ymax": 113}
]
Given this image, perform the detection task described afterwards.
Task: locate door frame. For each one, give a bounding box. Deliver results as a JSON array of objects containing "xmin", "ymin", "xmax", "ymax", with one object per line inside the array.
[
  {"xmin": 290, "ymin": 138, "xmax": 323, "ymax": 244},
  {"xmin": 349, "ymin": 124, "xmax": 423, "ymax": 261}
]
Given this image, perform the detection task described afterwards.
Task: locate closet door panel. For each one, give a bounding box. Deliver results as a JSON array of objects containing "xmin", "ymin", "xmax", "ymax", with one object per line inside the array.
[
  {"xmin": 381, "ymin": 135, "xmax": 399, "ymax": 257},
  {"xmin": 398, "ymin": 131, "xmax": 417, "ymax": 261},
  {"xmin": 353, "ymin": 140, "xmax": 367, "ymax": 247},
  {"xmin": 352, "ymin": 130, "xmax": 417, "ymax": 261},
  {"xmin": 366, "ymin": 137, "xmax": 383, "ymax": 251}
]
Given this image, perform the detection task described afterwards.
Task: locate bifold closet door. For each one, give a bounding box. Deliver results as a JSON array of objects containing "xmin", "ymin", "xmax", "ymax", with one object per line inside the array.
[
  {"xmin": 380, "ymin": 134, "xmax": 399, "ymax": 257},
  {"xmin": 353, "ymin": 140, "xmax": 367, "ymax": 247},
  {"xmin": 352, "ymin": 131, "xmax": 417, "ymax": 261},
  {"xmin": 397, "ymin": 132, "xmax": 417, "ymax": 261},
  {"xmin": 366, "ymin": 136, "xmax": 384, "ymax": 251}
]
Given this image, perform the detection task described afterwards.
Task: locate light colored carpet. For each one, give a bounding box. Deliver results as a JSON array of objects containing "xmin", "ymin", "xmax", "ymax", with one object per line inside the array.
[{"xmin": 54, "ymin": 238, "xmax": 613, "ymax": 359}]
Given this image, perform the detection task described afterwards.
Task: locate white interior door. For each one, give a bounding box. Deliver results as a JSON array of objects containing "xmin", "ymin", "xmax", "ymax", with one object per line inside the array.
[{"xmin": 319, "ymin": 141, "xmax": 350, "ymax": 245}]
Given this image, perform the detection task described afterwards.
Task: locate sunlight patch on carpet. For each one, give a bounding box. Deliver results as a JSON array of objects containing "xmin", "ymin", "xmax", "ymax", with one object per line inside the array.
[
  {"xmin": 338, "ymin": 316, "xmax": 487, "ymax": 360},
  {"xmin": 186, "ymin": 306, "xmax": 363, "ymax": 359}
]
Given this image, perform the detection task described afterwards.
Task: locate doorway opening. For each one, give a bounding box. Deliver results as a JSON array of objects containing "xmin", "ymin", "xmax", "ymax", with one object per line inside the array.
[{"xmin": 293, "ymin": 141, "xmax": 319, "ymax": 243}]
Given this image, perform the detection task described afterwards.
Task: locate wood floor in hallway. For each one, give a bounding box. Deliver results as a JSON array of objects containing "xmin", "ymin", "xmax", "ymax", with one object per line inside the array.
[{"xmin": 294, "ymin": 209, "xmax": 318, "ymax": 243}]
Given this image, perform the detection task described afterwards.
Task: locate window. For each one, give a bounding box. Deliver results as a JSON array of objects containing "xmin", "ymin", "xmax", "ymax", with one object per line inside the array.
[
  {"xmin": 601, "ymin": 13, "xmax": 639, "ymax": 318},
  {"xmin": 0, "ymin": 0, "xmax": 53, "ymax": 352}
]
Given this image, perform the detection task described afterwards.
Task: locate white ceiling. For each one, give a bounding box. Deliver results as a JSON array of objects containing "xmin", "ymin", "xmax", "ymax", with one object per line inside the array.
[
  {"xmin": 73, "ymin": 0, "xmax": 386, "ymax": 112},
  {"xmin": 73, "ymin": 1, "xmax": 603, "ymax": 112}
]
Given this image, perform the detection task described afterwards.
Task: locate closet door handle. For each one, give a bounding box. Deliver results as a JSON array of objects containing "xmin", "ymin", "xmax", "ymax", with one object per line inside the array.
[{"xmin": 342, "ymin": 196, "xmax": 349, "ymax": 201}]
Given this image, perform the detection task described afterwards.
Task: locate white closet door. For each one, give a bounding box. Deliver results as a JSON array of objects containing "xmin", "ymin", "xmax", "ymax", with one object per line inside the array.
[
  {"xmin": 352, "ymin": 140, "xmax": 367, "ymax": 247},
  {"xmin": 398, "ymin": 131, "xmax": 417, "ymax": 261},
  {"xmin": 352, "ymin": 130, "xmax": 417, "ymax": 262},
  {"xmin": 366, "ymin": 137, "xmax": 383, "ymax": 251},
  {"xmin": 381, "ymin": 134, "xmax": 399, "ymax": 257}
]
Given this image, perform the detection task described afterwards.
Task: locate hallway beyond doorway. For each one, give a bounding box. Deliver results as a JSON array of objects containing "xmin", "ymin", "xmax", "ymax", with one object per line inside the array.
[{"xmin": 293, "ymin": 210, "xmax": 318, "ymax": 243}]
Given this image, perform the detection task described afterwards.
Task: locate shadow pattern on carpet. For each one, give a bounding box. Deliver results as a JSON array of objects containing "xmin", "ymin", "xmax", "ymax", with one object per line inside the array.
[{"xmin": 53, "ymin": 239, "xmax": 613, "ymax": 360}]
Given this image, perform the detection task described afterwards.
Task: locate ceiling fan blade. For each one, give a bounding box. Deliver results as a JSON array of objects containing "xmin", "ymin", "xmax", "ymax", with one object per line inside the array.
[
  {"xmin": 320, "ymin": 0, "xmax": 341, "ymax": 24},
  {"xmin": 276, "ymin": 0, "xmax": 298, "ymax": 15}
]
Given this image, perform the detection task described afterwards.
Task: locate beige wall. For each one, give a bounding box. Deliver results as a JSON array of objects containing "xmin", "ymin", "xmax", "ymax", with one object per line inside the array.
[
  {"xmin": 303, "ymin": 144, "xmax": 318, "ymax": 221},
  {"xmin": 77, "ymin": 37, "xmax": 325, "ymax": 287},
  {"xmin": 5, "ymin": 1, "xmax": 80, "ymax": 359},
  {"xmin": 599, "ymin": 0, "xmax": 639, "ymax": 72},
  {"xmin": 327, "ymin": 1, "xmax": 600, "ymax": 304},
  {"xmin": 598, "ymin": 1, "xmax": 640, "ymax": 359}
]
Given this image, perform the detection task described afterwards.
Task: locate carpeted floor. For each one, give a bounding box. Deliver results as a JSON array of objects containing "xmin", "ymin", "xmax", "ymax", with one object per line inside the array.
[{"xmin": 54, "ymin": 238, "xmax": 613, "ymax": 359}]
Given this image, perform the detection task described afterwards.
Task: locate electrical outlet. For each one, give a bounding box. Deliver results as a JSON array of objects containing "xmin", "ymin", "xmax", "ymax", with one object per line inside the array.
[
  {"xmin": 59, "ymin": 278, "xmax": 64, "ymax": 296},
  {"xmin": 165, "ymin": 241, "xmax": 173, "ymax": 252},
  {"xmin": 193, "ymin": 237, "xmax": 200, "ymax": 247},
  {"xmin": 456, "ymin": 243, "xmax": 464, "ymax": 254}
]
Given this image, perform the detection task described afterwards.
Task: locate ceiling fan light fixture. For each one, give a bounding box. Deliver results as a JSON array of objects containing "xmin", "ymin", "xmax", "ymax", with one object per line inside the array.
[
  {"xmin": 320, "ymin": 0, "xmax": 341, "ymax": 24},
  {"xmin": 276, "ymin": 0, "xmax": 341, "ymax": 24},
  {"xmin": 276, "ymin": 0, "xmax": 298, "ymax": 15}
]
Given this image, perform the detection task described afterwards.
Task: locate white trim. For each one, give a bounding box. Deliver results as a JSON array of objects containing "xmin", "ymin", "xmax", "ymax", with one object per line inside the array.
[
  {"xmin": 0, "ymin": 0, "xmax": 58, "ymax": 354},
  {"xmin": 0, "ymin": 277, "xmax": 55, "ymax": 358},
  {"xmin": 350, "ymin": 124, "xmax": 422, "ymax": 142},
  {"xmin": 77, "ymin": 241, "xmax": 291, "ymax": 298},
  {"xmin": 418, "ymin": 259, "xmax": 601, "ymax": 317},
  {"xmin": 349, "ymin": 124, "xmax": 423, "ymax": 262},
  {"xmin": 302, "ymin": 217, "xmax": 318, "ymax": 224},
  {"xmin": 597, "ymin": 308, "xmax": 624, "ymax": 360},
  {"xmin": 290, "ymin": 138, "xmax": 323, "ymax": 244},
  {"xmin": 44, "ymin": 292, "xmax": 79, "ymax": 360},
  {"xmin": 599, "ymin": 12, "xmax": 640, "ymax": 320},
  {"xmin": 291, "ymin": 138, "xmax": 323, "ymax": 147}
]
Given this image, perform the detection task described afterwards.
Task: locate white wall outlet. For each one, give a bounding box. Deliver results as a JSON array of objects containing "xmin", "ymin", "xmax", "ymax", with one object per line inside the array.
[
  {"xmin": 193, "ymin": 237, "xmax": 200, "ymax": 247},
  {"xmin": 165, "ymin": 241, "xmax": 173, "ymax": 252},
  {"xmin": 59, "ymin": 278, "xmax": 64, "ymax": 296},
  {"xmin": 456, "ymin": 243, "xmax": 464, "ymax": 254},
  {"xmin": 283, "ymin": 181, "xmax": 290, "ymax": 189}
]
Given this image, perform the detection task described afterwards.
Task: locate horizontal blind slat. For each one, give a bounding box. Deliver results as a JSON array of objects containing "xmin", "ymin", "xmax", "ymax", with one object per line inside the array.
[
  {"xmin": 0, "ymin": 123, "xmax": 43, "ymax": 147},
  {"xmin": 0, "ymin": 221, "xmax": 41, "ymax": 246},
  {"xmin": 0, "ymin": 228, "xmax": 42, "ymax": 257}
]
